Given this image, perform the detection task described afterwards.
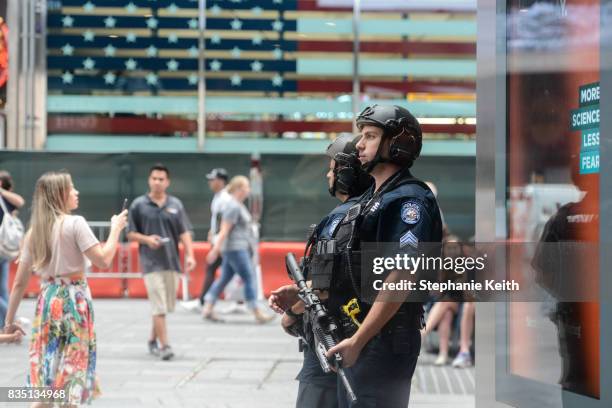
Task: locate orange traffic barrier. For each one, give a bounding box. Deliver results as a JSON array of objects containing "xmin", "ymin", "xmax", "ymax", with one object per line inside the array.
[
  {"xmin": 9, "ymin": 241, "xmax": 305, "ymax": 299},
  {"xmin": 181, "ymin": 242, "xmax": 210, "ymax": 299},
  {"xmin": 259, "ymin": 242, "xmax": 305, "ymax": 295},
  {"xmin": 88, "ymin": 248, "xmax": 126, "ymax": 298},
  {"xmin": 8, "ymin": 261, "xmax": 40, "ymax": 298},
  {"xmin": 88, "ymin": 277, "xmax": 124, "ymax": 298}
]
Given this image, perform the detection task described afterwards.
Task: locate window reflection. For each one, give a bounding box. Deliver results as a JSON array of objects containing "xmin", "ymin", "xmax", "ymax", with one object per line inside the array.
[{"xmin": 506, "ymin": 0, "xmax": 600, "ymax": 399}]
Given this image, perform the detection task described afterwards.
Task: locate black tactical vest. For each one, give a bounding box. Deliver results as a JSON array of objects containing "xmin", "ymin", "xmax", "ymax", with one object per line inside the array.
[{"xmin": 327, "ymin": 169, "xmax": 443, "ymax": 341}]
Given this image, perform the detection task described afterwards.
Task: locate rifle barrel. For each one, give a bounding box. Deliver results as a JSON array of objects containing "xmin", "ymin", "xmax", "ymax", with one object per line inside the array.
[
  {"xmin": 338, "ymin": 368, "xmax": 358, "ymax": 402},
  {"xmin": 285, "ymin": 253, "xmax": 306, "ymax": 284}
]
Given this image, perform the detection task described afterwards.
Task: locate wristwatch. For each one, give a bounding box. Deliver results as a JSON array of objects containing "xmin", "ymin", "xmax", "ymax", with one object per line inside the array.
[{"xmin": 284, "ymin": 308, "xmax": 303, "ymax": 319}]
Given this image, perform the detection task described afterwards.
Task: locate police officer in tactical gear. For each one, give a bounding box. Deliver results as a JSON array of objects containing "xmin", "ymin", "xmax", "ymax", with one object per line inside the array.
[
  {"xmin": 324, "ymin": 104, "xmax": 443, "ymax": 407},
  {"xmin": 272, "ymin": 134, "xmax": 372, "ymax": 408}
]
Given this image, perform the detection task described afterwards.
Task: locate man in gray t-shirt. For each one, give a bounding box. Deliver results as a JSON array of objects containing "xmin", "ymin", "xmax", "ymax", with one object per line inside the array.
[{"xmin": 127, "ymin": 164, "xmax": 195, "ymax": 361}]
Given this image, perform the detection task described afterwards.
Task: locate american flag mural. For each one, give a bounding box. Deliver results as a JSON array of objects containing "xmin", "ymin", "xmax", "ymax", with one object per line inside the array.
[{"xmin": 46, "ymin": 0, "xmax": 476, "ymax": 139}]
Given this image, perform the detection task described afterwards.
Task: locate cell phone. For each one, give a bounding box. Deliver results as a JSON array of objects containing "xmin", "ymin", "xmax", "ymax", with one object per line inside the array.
[
  {"xmin": 159, "ymin": 237, "xmax": 171, "ymax": 244},
  {"xmin": 121, "ymin": 198, "xmax": 128, "ymax": 211}
]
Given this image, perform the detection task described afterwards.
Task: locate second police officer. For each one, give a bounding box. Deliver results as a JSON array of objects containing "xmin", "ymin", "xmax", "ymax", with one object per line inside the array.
[
  {"xmin": 274, "ymin": 134, "xmax": 372, "ymax": 408},
  {"xmin": 323, "ymin": 104, "xmax": 443, "ymax": 407}
]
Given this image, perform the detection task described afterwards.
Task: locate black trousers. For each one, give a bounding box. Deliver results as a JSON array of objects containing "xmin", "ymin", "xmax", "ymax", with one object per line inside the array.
[
  {"xmin": 296, "ymin": 346, "xmax": 338, "ymax": 408},
  {"xmin": 337, "ymin": 331, "xmax": 420, "ymax": 408},
  {"xmin": 296, "ymin": 382, "xmax": 338, "ymax": 408},
  {"xmin": 199, "ymin": 255, "xmax": 223, "ymax": 305}
]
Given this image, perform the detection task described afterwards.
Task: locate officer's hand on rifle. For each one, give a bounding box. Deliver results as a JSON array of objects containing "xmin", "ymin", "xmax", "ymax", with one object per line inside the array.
[
  {"xmin": 281, "ymin": 312, "xmax": 297, "ymax": 331},
  {"xmin": 326, "ymin": 336, "xmax": 366, "ymax": 369},
  {"xmin": 268, "ymin": 284, "xmax": 300, "ymax": 314},
  {"xmin": 280, "ymin": 305, "xmax": 306, "ymax": 338}
]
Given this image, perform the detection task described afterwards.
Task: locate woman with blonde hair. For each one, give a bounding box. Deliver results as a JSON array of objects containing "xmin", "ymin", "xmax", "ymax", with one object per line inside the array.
[
  {"xmin": 203, "ymin": 176, "xmax": 272, "ymax": 324},
  {"xmin": 3, "ymin": 171, "xmax": 127, "ymax": 406}
]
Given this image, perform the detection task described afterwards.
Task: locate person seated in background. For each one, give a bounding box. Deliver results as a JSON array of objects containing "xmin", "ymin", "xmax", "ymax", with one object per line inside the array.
[
  {"xmin": 422, "ymin": 301, "xmax": 459, "ymax": 365},
  {"xmin": 451, "ymin": 301, "xmax": 474, "ymax": 368},
  {"xmin": 421, "ymin": 233, "xmax": 463, "ymax": 366}
]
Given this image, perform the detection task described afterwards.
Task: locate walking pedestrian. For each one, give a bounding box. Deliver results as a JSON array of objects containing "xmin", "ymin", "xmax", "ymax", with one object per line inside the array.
[
  {"xmin": 3, "ymin": 170, "xmax": 127, "ymax": 405},
  {"xmin": 127, "ymin": 164, "xmax": 196, "ymax": 361}
]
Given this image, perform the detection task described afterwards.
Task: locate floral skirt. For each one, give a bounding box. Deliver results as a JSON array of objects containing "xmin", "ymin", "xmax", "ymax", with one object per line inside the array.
[{"xmin": 28, "ymin": 278, "xmax": 100, "ymax": 405}]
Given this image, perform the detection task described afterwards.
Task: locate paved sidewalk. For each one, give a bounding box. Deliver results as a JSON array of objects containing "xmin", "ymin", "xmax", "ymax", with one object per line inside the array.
[{"xmin": 0, "ymin": 299, "xmax": 474, "ymax": 408}]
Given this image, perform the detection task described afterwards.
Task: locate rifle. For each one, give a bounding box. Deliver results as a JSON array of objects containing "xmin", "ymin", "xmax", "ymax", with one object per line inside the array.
[{"xmin": 285, "ymin": 252, "xmax": 357, "ymax": 403}]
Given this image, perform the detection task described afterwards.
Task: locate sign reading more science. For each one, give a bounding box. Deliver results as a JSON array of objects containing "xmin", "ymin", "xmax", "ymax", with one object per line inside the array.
[{"xmin": 570, "ymin": 82, "xmax": 600, "ymax": 174}]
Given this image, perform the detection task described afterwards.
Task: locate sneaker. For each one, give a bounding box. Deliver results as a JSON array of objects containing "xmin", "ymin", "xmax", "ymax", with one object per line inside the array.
[
  {"xmin": 235, "ymin": 302, "xmax": 249, "ymax": 314},
  {"xmin": 452, "ymin": 351, "xmax": 473, "ymax": 368},
  {"xmin": 218, "ymin": 302, "xmax": 247, "ymax": 314},
  {"xmin": 180, "ymin": 299, "xmax": 202, "ymax": 313},
  {"xmin": 434, "ymin": 354, "xmax": 449, "ymax": 366},
  {"xmin": 160, "ymin": 345, "xmax": 175, "ymax": 361},
  {"xmin": 148, "ymin": 340, "xmax": 160, "ymax": 356}
]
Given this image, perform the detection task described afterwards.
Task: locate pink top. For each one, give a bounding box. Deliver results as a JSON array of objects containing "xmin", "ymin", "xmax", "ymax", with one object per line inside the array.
[{"xmin": 21, "ymin": 215, "xmax": 99, "ymax": 280}]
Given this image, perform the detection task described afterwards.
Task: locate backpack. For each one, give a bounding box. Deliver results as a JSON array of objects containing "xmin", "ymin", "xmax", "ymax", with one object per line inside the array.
[{"xmin": 0, "ymin": 197, "xmax": 24, "ymax": 260}]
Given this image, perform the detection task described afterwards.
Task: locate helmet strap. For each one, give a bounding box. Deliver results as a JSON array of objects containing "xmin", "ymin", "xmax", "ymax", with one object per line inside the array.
[
  {"xmin": 363, "ymin": 135, "xmax": 390, "ymax": 173},
  {"xmin": 328, "ymin": 165, "xmax": 338, "ymax": 197}
]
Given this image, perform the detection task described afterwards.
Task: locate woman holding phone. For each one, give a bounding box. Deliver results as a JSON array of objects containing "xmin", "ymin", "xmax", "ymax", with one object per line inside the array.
[{"xmin": 3, "ymin": 171, "xmax": 127, "ymax": 406}]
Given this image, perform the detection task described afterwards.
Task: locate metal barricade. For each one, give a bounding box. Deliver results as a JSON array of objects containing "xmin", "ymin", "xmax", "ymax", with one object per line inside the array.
[{"xmin": 86, "ymin": 221, "xmax": 190, "ymax": 300}]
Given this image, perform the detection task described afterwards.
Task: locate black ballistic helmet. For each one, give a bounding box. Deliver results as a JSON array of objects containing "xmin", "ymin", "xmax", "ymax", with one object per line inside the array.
[
  {"xmin": 356, "ymin": 104, "xmax": 422, "ymax": 171},
  {"xmin": 326, "ymin": 135, "xmax": 373, "ymax": 198}
]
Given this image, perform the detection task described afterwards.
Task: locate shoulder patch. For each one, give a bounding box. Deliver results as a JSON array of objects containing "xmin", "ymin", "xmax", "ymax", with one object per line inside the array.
[{"xmin": 401, "ymin": 201, "xmax": 421, "ymax": 224}]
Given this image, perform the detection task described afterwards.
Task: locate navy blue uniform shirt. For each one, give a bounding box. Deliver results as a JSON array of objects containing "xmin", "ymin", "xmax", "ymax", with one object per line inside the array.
[
  {"xmin": 359, "ymin": 175, "xmax": 442, "ymax": 250},
  {"xmin": 318, "ymin": 196, "xmax": 361, "ymax": 241}
]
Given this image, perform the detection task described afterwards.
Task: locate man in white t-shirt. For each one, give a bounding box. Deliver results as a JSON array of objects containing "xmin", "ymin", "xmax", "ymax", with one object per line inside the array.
[
  {"xmin": 182, "ymin": 168, "xmax": 232, "ymax": 312},
  {"xmin": 199, "ymin": 169, "xmax": 233, "ymax": 307}
]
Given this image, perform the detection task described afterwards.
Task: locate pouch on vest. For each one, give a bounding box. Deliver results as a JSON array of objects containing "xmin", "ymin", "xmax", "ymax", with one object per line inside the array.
[{"xmin": 310, "ymin": 239, "xmax": 336, "ymax": 290}]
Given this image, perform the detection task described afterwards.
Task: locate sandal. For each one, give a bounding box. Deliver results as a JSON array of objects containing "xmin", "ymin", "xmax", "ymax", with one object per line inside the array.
[{"xmin": 203, "ymin": 313, "xmax": 225, "ymax": 323}]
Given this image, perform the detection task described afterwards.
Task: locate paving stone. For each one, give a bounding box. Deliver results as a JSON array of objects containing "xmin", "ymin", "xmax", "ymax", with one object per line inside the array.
[{"xmin": 0, "ymin": 299, "xmax": 474, "ymax": 408}]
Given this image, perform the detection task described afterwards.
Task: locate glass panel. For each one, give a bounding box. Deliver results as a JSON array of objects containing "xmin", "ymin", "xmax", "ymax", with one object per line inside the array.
[{"xmin": 506, "ymin": 0, "xmax": 600, "ymax": 399}]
